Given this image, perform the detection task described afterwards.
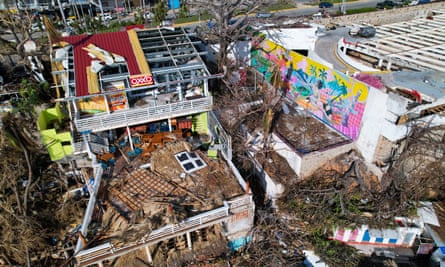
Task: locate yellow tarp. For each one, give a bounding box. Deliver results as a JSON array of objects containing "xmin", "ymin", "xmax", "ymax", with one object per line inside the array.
[
  {"xmin": 192, "ymin": 112, "xmax": 209, "ymax": 135},
  {"xmin": 38, "ymin": 105, "xmax": 73, "ymax": 161},
  {"xmin": 41, "ymin": 128, "xmax": 73, "ymax": 161},
  {"xmin": 87, "ymin": 66, "xmax": 100, "ymax": 94},
  {"xmin": 128, "ymin": 29, "xmax": 151, "ymax": 74}
]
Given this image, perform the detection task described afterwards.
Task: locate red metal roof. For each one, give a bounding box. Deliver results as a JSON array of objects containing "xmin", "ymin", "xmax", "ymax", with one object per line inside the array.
[{"xmin": 62, "ymin": 31, "xmax": 141, "ymax": 97}]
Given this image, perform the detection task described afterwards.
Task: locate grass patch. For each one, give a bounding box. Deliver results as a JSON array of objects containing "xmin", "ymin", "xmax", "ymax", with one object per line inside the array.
[
  {"xmin": 176, "ymin": 13, "xmax": 211, "ymax": 24},
  {"xmin": 266, "ymin": 3, "xmax": 296, "ymax": 11},
  {"xmin": 344, "ymin": 7, "xmax": 378, "ymax": 14}
]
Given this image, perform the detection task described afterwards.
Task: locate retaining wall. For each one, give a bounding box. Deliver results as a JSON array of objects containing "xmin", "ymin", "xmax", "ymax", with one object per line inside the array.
[{"xmin": 321, "ymin": 2, "xmax": 445, "ymax": 26}]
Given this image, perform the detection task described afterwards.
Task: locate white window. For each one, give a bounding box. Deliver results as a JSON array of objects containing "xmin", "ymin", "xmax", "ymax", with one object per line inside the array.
[{"xmin": 175, "ymin": 151, "xmax": 207, "ymax": 173}]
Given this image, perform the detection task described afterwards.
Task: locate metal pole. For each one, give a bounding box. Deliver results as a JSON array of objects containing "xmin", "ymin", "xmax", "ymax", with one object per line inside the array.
[
  {"xmin": 145, "ymin": 245, "xmax": 153, "ymax": 263},
  {"xmin": 56, "ymin": 0, "xmax": 67, "ymax": 26},
  {"xmin": 127, "ymin": 126, "xmax": 134, "ymax": 151}
]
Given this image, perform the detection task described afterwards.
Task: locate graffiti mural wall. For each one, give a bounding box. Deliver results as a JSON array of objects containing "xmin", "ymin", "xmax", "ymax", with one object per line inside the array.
[{"xmin": 251, "ymin": 37, "xmax": 369, "ymax": 140}]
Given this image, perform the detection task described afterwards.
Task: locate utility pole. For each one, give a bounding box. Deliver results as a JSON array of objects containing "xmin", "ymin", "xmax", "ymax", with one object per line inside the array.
[
  {"xmin": 56, "ymin": 0, "xmax": 67, "ymax": 27},
  {"xmin": 341, "ymin": 0, "xmax": 346, "ymax": 15}
]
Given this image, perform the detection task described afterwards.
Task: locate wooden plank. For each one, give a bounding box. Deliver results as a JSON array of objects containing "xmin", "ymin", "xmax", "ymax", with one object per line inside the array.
[{"xmin": 86, "ymin": 67, "xmax": 100, "ymax": 94}]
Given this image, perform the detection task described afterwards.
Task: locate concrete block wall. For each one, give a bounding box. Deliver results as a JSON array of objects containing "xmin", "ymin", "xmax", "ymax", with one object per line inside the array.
[{"xmin": 321, "ymin": 2, "xmax": 445, "ymax": 26}]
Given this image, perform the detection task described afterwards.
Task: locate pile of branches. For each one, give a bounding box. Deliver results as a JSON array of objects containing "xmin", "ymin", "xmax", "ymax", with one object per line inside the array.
[
  {"xmin": 232, "ymin": 211, "xmax": 306, "ymax": 266},
  {"xmin": 278, "ymin": 149, "xmax": 419, "ymax": 228},
  {"xmin": 274, "ymin": 149, "xmax": 420, "ymax": 266}
]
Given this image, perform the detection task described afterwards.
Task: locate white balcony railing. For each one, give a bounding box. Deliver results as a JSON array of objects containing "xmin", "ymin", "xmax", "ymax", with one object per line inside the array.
[
  {"xmin": 75, "ymin": 195, "xmax": 253, "ymax": 267},
  {"xmin": 74, "ymin": 97, "xmax": 213, "ymax": 133}
]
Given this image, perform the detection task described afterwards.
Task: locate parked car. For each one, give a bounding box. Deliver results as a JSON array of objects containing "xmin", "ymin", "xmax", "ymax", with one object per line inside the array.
[
  {"xmin": 143, "ymin": 12, "xmax": 154, "ymax": 20},
  {"xmin": 349, "ymin": 25, "xmax": 376, "ymax": 38},
  {"xmin": 256, "ymin": 12, "xmax": 273, "ymax": 18},
  {"xmin": 160, "ymin": 19, "xmax": 174, "ymax": 27},
  {"xmin": 319, "ymin": 1, "xmax": 334, "ymax": 8},
  {"xmin": 95, "ymin": 13, "xmax": 113, "ymax": 21},
  {"xmin": 376, "ymin": 0, "xmax": 395, "ymax": 9}
]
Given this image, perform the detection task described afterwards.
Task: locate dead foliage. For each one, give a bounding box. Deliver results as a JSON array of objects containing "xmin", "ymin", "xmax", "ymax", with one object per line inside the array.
[{"xmin": 232, "ymin": 211, "xmax": 306, "ymax": 267}]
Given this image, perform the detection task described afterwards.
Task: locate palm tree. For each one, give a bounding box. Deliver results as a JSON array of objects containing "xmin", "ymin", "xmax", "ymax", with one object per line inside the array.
[
  {"xmin": 153, "ymin": 1, "xmax": 167, "ymax": 26},
  {"xmin": 262, "ymin": 64, "xmax": 285, "ymax": 151}
]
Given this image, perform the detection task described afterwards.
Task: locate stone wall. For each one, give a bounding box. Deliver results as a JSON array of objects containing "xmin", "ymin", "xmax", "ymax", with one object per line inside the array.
[{"xmin": 322, "ymin": 2, "xmax": 445, "ymax": 26}]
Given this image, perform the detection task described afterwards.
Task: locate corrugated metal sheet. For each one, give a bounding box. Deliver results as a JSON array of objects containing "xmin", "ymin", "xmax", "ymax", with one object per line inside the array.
[{"xmin": 62, "ymin": 31, "xmax": 141, "ymax": 97}]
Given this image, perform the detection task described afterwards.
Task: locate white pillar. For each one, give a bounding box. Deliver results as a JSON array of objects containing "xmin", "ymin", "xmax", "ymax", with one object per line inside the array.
[
  {"xmin": 56, "ymin": 0, "xmax": 67, "ymax": 26},
  {"xmin": 145, "ymin": 245, "xmax": 153, "ymax": 263},
  {"xmin": 387, "ymin": 61, "xmax": 392, "ymax": 70},
  {"xmin": 186, "ymin": 232, "xmax": 192, "ymax": 250},
  {"xmin": 168, "ymin": 118, "xmax": 172, "ymax": 132},
  {"xmin": 177, "ymin": 84, "xmax": 183, "ymax": 101},
  {"xmin": 204, "ymin": 80, "xmax": 209, "ymax": 96},
  {"xmin": 104, "ymin": 95, "xmax": 110, "ymax": 114},
  {"xmin": 72, "ymin": 100, "xmax": 78, "ymax": 119},
  {"xmin": 378, "ymin": 58, "xmax": 383, "ymax": 68},
  {"xmin": 126, "ymin": 126, "xmax": 134, "ymax": 151}
]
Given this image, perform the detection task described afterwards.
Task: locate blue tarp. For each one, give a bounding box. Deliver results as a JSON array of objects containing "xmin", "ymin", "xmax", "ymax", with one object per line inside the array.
[
  {"xmin": 168, "ymin": 0, "xmax": 180, "ymax": 9},
  {"xmin": 228, "ymin": 236, "xmax": 251, "ymax": 252}
]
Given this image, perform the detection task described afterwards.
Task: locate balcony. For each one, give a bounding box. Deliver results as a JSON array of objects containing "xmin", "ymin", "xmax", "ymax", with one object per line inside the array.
[
  {"xmin": 74, "ymin": 96, "xmax": 213, "ymax": 133},
  {"xmin": 75, "ymin": 195, "xmax": 253, "ymax": 267}
]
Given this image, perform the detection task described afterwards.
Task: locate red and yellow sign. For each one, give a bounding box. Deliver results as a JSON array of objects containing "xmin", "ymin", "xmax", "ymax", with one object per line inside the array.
[
  {"xmin": 129, "ymin": 74, "xmax": 154, "ymax": 87},
  {"xmin": 108, "ymin": 92, "xmax": 127, "ymax": 111},
  {"xmin": 78, "ymin": 96, "xmax": 107, "ymax": 114}
]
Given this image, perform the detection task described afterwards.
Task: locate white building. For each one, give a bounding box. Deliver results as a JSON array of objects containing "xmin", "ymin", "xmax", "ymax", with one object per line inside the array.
[{"xmin": 249, "ymin": 22, "xmax": 445, "ymax": 204}]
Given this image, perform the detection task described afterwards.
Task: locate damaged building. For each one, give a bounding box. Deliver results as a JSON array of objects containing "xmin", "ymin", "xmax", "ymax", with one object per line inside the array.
[
  {"xmin": 245, "ymin": 26, "xmax": 445, "ymax": 206},
  {"xmin": 38, "ymin": 26, "xmax": 254, "ymax": 266}
]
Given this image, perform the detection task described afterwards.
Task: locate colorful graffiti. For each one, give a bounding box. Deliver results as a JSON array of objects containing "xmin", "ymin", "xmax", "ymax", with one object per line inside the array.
[{"xmin": 251, "ymin": 36, "xmax": 369, "ymax": 140}]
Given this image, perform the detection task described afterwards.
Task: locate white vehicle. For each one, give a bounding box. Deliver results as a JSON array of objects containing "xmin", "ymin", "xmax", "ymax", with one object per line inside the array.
[
  {"xmin": 160, "ymin": 19, "xmax": 174, "ymax": 27},
  {"xmin": 143, "ymin": 12, "xmax": 154, "ymax": 20},
  {"xmin": 348, "ymin": 23, "xmax": 376, "ymax": 38},
  {"xmin": 96, "ymin": 13, "xmax": 113, "ymax": 21}
]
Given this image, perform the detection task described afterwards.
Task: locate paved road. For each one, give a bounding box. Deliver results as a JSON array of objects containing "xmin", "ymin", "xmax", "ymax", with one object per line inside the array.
[
  {"xmin": 274, "ymin": 0, "xmax": 381, "ymax": 18},
  {"xmin": 314, "ymin": 26, "xmax": 351, "ymax": 72}
]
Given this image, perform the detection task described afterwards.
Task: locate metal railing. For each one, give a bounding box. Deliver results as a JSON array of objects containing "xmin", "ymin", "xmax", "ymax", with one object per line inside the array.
[
  {"xmin": 74, "ymin": 96, "xmax": 213, "ymax": 133},
  {"xmin": 208, "ymin": 111, "xmax": 232, "ymax": 161},
  {"xmin": 75, "ymin": 195, "xmax": 252, "ymax": 266},
  {"xmin": 72, "ymin": 133, "xmax": 109, "ymax": 155}
]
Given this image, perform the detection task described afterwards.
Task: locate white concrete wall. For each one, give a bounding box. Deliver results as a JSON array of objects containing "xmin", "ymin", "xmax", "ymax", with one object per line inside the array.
[
  {"xmin": 320, "ymin": 2, "xmax": 445, "ymax": 26},
  {"xmin": 273, "ymin": 132, "xmax": 356, "ymax": 179},
  {"xmin": 355, "ymin": 87, "xmax": 437, "ymax": 162},
  {"xmin": 250, "ymin": 149, "xmax": 286, "ymax": 204},
  {"xmin": 337, "ymin": 39, "xmax": 379, "ymax": 72},
  {"xmin": 356, "ymin": 88, "xmax": 389, "ymax": 162},
  {"xmin": 263, "ymin": 171, "xmax": 286, "ymax": 205},
  {"xmin": 355, "ymin": 87, "xmax": 445, "ymax": 162},
  {"xmin": 380, "ymin": 93, "xmax": 412, "ymax": 142},
  {"xmin": 225, "ymin": 194, "xmax": 255, "ymax": 240},
  {"xmin": 272, "ymin": 133, "xmax": 302, "ymax": 177},
  {"xmin": 426, "ymin": 114, "xmax": 445, "ymax": 128},
  {"xmin": 300, "ymin": 142, "xmax": 356, "ymax": 178}
]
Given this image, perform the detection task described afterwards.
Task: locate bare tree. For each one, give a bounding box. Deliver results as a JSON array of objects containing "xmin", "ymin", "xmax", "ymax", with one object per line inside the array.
[
  {"xmin": 193, "ymin": 0, "xmax": 265, "ymax": 74},
  {"xmin": 0, "ymin": 8, "xmax": 49, "ymax": 62},
  {"xmin": 0, "ymin": 83, "xmax": 70, "ymax": 266}
]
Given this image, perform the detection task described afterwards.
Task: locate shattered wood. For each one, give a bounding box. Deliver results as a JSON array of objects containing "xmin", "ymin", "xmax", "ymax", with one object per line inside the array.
[{"xmin": 88, "ymin": 140, "xmax": 244, "ymax": 251}]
